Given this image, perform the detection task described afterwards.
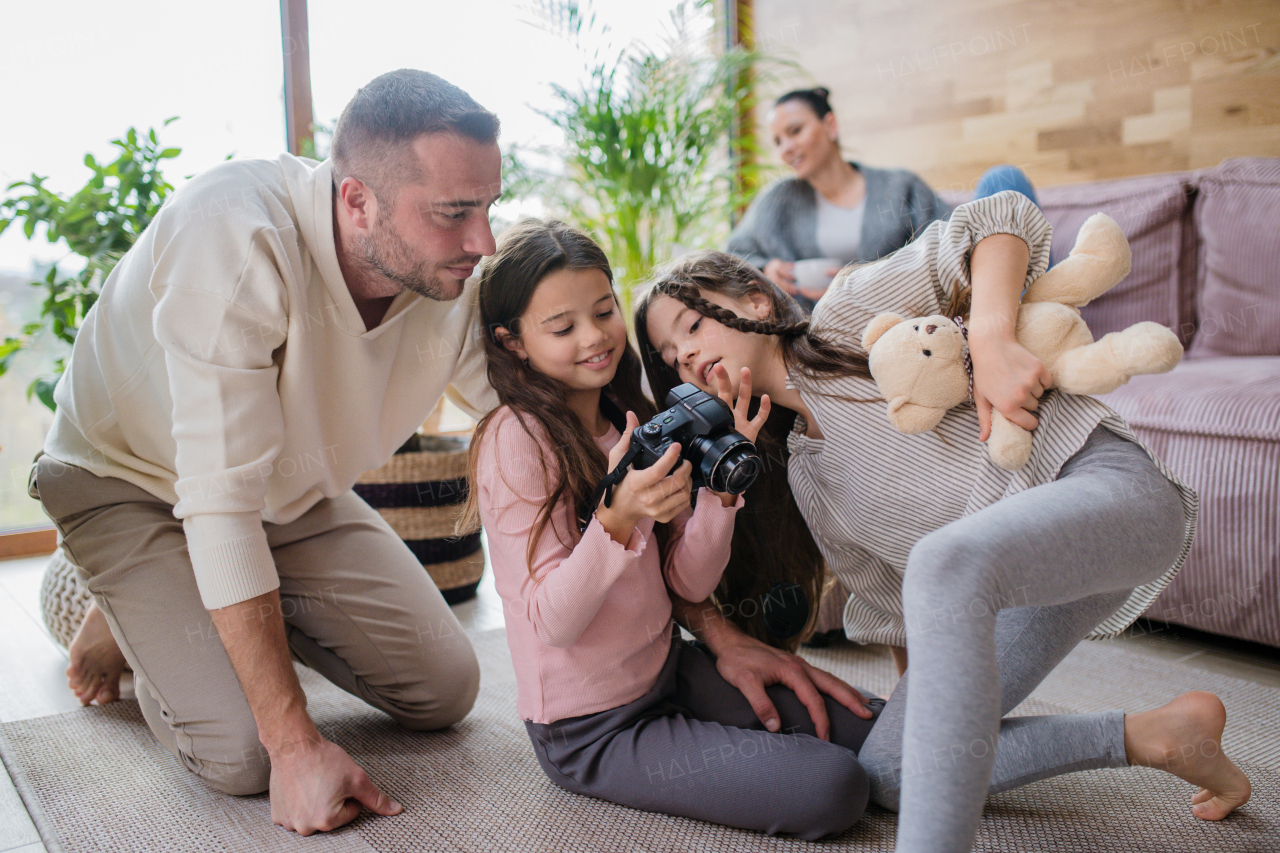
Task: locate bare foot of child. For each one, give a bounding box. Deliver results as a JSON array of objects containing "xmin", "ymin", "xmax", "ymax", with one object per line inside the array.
[
  {"xmin": 1125, "ymin": 691, "xmax": 1252, "ymax": 820},
  {"xmin": 66, "ymin": 602, "xmax": 129, "ymax": 706}
]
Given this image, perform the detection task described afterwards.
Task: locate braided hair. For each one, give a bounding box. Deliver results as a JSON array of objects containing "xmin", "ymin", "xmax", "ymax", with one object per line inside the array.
[
  {"xmin": 633, "ymin": 251, "xmax": 870, "ymax": 650},
  {"xmin": 652, "ymin": 280, "xmax": 812, "ymax": 339},
  {"xmin": 637, "ymin": 251, "xmax": 871, "ymax": 396}
]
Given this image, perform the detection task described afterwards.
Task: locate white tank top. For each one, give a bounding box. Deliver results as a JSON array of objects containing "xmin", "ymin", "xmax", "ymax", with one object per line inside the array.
[{"xmin": 815, "ymin": 192, "xmax": 865, "ymax": 262}]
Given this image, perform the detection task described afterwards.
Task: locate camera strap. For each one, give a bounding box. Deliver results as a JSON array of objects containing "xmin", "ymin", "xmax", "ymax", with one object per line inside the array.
[
  {"xmin": 578, "ymin": 396, "xmax": 641, "ymax": 534},
  {"xmin": 599, "ymin": 395, "xmax": 628, "ymax": 433},
  {"xmin": 578, "ymin": 446, "xmax": 642, "ymax": 534}
]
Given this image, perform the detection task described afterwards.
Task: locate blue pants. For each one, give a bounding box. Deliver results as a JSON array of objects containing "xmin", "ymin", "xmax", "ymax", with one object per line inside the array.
[{"xmin": 975, "ymin": 164, "xmax": 1039, "ymax": 206}]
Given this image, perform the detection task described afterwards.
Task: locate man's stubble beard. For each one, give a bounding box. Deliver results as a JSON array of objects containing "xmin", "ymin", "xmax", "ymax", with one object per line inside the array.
[{"xmin": 358, "ymin": 210, "xmax": 469, "ymax": 302}]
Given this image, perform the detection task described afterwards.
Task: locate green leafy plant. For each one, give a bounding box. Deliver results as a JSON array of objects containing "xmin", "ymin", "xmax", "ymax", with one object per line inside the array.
[
  {"xmin": 518, "ymin": 0, "xmax": 777, "ymax": 313},
  {"xmin": 300, "ymin": 120, "xmax": 335, "ymax": 161},
  {"xmin": 0, "ymin": 120, "xmax": 180, "ymax": 409}
]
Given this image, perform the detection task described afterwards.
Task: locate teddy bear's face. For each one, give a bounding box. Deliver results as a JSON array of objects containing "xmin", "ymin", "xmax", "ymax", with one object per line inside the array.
[
  {"xmin": 864, "ymin": 313, "xmax": 971, "ymax": 433},
  {"xmin": 867, "ymin": 314, "xmax": 968, "ymax": 404}
]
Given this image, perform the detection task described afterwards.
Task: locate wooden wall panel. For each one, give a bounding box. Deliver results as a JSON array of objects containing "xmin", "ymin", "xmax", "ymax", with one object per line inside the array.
[{"xmin": 747, "ymin": 0, "xmax": 1280, "ymax": 189}]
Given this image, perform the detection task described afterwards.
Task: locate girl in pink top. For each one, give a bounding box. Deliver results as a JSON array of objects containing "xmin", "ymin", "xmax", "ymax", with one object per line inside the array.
[{"xmin": 461, "ymin": 219, "xmax": 880, "ymax": 838}]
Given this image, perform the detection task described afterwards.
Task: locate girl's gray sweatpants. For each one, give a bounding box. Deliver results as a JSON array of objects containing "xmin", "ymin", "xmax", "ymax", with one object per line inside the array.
[
  {"xmin": 858, "ymin": 426, "xmax": 1187, "ymax": 853},
  {"xmin": 526, "ymin": 635, "xmax": 883, "ymax": 840}
]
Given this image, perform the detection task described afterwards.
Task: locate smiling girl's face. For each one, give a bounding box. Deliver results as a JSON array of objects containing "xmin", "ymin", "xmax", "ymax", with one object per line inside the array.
[
  {"xmin": 642, "ymin": 289, "xmax": 775, "ymax": 400},
  {"xmin": 503, "ymin": 266, "xmax": 628, "ymax": 400}
]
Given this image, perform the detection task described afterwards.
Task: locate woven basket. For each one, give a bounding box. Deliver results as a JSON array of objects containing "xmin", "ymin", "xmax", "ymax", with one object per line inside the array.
[
  {"xmin": 40, "ymin": 546, "xmax": 92, "ymax": 649},
  {"xmin": 354, "ymin": 433, "xmax": 485, "ymax": 604}
]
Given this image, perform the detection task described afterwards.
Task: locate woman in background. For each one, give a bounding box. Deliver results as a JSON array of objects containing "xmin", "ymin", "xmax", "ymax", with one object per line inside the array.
[{"xmin": 728, "ymin": 86, "xmax": 1037, "ymax": 311}]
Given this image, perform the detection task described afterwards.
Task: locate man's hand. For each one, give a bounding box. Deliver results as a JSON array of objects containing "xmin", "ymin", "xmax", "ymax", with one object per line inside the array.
[
  {"xmin": 712, "ymin": 627, "xmax": 872, "ymax": 740},
  {"xmin": 269, "ymin": 730, "xmax": 402, "ymax": 836},
  {"xmin": 210, "ymin": 589, "xmax": 400, "ymax": 834},
  {"xmin": 671, "ymin": 596, "xmax": 871, "ymax": 741}
]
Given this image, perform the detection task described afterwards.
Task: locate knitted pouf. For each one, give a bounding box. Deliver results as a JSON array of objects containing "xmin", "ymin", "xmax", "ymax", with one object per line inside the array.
[
  {"xmin": 354, "ymin": 433, "xmax": 485, "ymax": 604},
  {"xmin": 39, "ymin": 546, "xmax": 92, "ymax": 649}
]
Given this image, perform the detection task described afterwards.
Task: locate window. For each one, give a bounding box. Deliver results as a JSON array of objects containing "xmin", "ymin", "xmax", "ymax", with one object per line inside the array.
[
  {"xmin": 0, "ymin": 0, "xmax": 284, "ymax": 538},
  {"xmin": 2, "ymin": 0, "xmax": 690, "ymax": 545}
]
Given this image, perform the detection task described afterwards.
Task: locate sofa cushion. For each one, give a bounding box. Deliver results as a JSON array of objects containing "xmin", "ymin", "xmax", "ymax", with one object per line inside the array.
[
  {"xmin": 1038, "ymin": 173, "xmax": 1198, "ymax": 346},
  {"xmin": 1097, "ymin": 355, "xmax": 1280, "ymax": 441},
  {"xmin": 1188, "ymin": 158, "xmax": 1280, "ymax": 358},
  {"xmin": 1097, "ymin": 356, "xmax": 1280, "ymax": 648}
]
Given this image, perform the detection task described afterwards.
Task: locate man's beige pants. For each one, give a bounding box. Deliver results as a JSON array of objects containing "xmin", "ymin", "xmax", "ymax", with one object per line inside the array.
[{"xmin": 30, "ymin": 454, "xmax": 480, "ymax": 795}]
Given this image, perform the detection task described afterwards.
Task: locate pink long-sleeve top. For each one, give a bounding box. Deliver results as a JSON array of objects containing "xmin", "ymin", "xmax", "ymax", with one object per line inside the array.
[{"xmin": 476, "ymin": 406, "xmax": 743, "ymax": 724}]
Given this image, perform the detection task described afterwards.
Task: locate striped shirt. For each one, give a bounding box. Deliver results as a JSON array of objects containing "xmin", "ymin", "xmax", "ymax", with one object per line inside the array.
[{"xmin": 787, "ymin": 191, "xmax": 1198, "ymax": 647}]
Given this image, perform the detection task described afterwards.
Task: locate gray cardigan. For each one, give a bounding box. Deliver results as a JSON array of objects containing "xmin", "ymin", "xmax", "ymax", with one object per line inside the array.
[{"xmin": 726, "ymin": 163, "xmax": 953, "ymax": 272}]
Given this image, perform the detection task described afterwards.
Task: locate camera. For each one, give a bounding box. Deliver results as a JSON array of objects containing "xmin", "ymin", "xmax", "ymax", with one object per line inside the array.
[
  {"xmin": 630, "ymin": 383, "xmax": 761, "ymax": 495},
  {"xmin": 578, "ymin": 384, "xmax": 762, "ymax": 535}
]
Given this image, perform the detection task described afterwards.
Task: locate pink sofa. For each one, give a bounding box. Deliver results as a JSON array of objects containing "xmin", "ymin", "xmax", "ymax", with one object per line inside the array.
[
  {"xmin": 812, "ymin": 158, "xmax": 1279, "ymax": 649},
  {"xmin": 1037, "ymin": 157, "xmax": 1280, "ymax": 649}
]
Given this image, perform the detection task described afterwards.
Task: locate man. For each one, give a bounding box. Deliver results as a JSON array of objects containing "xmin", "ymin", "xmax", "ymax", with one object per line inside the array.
[{"xmin": 29, "ymin": 69, "xmax": 502, "ymax": 835}]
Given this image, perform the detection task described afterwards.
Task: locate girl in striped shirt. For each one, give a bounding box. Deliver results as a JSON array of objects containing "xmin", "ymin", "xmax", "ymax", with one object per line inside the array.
[{"xmin": 637, "ymin": 191, "xmax": 1251, "ymax": 852}]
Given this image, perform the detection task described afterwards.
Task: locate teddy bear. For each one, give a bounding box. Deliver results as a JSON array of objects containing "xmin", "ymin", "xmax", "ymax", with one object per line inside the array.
[{"xmin": 860, "ymin": 213, "xmax": 1183, "ymax": 471}]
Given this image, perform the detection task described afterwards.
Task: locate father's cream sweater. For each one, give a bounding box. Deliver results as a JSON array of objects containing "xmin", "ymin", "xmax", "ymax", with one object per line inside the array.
[{"xmin": 45, "ymin": 154, "xmax": 497, "ymax": 609}]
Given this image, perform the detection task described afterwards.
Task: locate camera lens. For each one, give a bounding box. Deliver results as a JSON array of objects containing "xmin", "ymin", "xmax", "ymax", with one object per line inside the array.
[
  {"xmin": 722, "ymin": 452, "xmax": 761, "ymax": 494},
  {"xmin": 693, "ymin": 435, "xmax": 761, "ymax": 494}
]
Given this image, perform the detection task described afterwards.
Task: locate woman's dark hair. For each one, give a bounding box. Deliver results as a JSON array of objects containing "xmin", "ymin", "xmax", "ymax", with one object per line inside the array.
[
  {"xmin": 774, "ymin": 86, "xmax": 833, "ymax": 119},
  {"xmin": 459, "ymin": 219, "xmax": 657, "ymax": 578},
  {"xmin": 633, "ymin": 251, "xmax": 874, "ymax": 650}
]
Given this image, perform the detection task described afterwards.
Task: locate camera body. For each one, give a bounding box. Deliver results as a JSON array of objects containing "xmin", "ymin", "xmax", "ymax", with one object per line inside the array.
[{"xmin": 630, "ymin": 383, "xmax": 761, "ymax": 495}]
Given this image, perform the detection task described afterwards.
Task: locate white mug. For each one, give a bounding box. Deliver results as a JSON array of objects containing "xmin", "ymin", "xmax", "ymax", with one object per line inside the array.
[{"xmin": 792, "ymin": 257, "xmax": 845, "ymax": 295}]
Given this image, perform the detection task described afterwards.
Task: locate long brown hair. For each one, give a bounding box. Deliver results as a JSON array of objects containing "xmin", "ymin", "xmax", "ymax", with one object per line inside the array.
[
  {"xmin": 459, "ymin": 219, "xmax": 657, "ymax": 577},
  {"xmin": 633, "ymin": 251, "xmax": 877, "ymax": 650}
]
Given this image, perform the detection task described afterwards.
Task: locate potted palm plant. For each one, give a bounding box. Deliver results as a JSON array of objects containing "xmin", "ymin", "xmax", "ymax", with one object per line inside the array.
[{"xmin": 514, "ymin": 0, "xmax": 775, "ymax": 313}]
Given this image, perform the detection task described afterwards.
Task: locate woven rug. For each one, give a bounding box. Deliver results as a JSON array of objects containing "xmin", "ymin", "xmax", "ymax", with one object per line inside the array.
[{"xmin": 1, "ymin": 629, "xmax": 1276, "ymax": 853}]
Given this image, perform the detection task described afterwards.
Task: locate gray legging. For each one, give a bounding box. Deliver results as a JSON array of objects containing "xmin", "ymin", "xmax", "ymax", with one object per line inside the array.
[{"xmin": 858, "ymin": 426, "xmax": 1187, "ymax": 853}]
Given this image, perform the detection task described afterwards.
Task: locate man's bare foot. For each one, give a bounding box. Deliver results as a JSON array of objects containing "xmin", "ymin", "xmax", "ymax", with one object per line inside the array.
[
  {"xmin": 66, "ymin": 602, "xmax": 129, "ymax": 706},
  {"xmin": 1125, "ymin": 691, "xmax": 1251, "ymax": 820}
]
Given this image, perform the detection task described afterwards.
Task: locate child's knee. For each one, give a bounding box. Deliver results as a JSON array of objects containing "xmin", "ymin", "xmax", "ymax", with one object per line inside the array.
[
  {"xmin": 905, "ymin": 527, "xmax": 1002, "ymax": 608},
  {"xmin": 855, "ymin": 733, "xmax": 902, "ymax": 812},
  {"xmin": 792, "ymin": 751, "xmax": 870, "ymax": 839},
  {"xmin": 830, "ymin": 753, "xmax": 871, "ymax": 826},
  {"xmin": 867, "ymin": 768, "xmax": 902, "ymax": 812},
  {"xmin": 904, "ymin": 529, "xmax": 954, "ymax": 587}
]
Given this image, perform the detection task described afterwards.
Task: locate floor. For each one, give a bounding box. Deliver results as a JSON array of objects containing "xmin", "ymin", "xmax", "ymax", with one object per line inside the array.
[{"xmin": 1, "ymin": 549, "xmax": 1277, "ymax": 853}]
